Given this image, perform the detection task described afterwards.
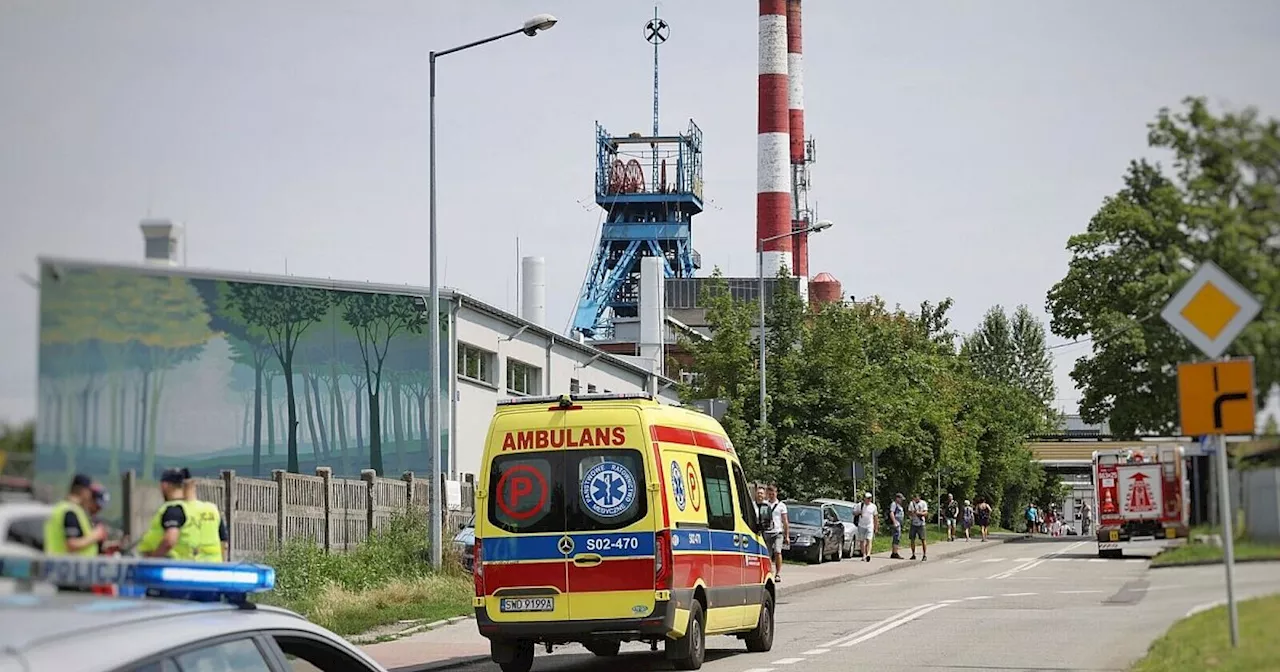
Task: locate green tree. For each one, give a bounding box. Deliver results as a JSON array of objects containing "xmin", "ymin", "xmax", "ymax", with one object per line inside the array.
[
  {"xmin": 1264, "ymin": 414, "xmax": 1278, "ymax": 436},
  {"xmin": 1047, "ymin": 97, "xmax": 1279, "ymax": 437},
  {"xmin": 340, "ymin": 292, "xmax": 426, "ymax": 475},
  {"xmin": 223, "ymin": 282, "xmax": 331, "ymax": 473}
]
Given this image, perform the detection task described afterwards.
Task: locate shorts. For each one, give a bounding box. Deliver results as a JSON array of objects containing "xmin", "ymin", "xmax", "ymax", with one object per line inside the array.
[
  {"xmin": 764, "ymin": 532, "xmax": 783, "ymax": 554},
  {"xmin": 909, "ymin": 525, "xmax": 926, "ymax": 541},
  {"xmin": 891, "ymin": 526, "xmax": 901, "ymax": 545},
  {"xmin": 856, "ymin": 526, "xmax": 874, "ymax": 542},
  {"xmin": 946, "ymin": 517, "xmax": 957, "ymax": 528}
]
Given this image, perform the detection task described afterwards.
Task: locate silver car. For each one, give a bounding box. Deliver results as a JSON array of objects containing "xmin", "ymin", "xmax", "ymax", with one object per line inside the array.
[
  {"xmin": 0, "ymin": 555, "xmax": 390, "ymax": 672},
  {"xmin": 812, "ymin": 498, "xmax": 860, "ymax": 558}
]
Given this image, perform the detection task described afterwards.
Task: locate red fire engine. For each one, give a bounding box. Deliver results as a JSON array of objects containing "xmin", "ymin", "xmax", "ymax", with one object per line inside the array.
[{"xmin": 1092, "ymin": 445, "xmax": 1189, "ymax": 558}]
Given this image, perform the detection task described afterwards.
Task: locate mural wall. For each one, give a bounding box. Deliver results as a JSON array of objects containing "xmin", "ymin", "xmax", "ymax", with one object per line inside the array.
[{"xmin": 35, "ymin": 263, "xmax": 449, "ymax": 485}]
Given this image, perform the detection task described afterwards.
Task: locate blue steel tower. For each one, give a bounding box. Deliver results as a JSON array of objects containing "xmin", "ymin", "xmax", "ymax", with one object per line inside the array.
[{"xmin": 572, "ymin": 10, "xmax": 703, "ymax": 339}]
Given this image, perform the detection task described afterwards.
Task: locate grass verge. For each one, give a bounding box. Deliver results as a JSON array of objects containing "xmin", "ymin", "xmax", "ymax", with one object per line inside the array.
[
  {"xmin": 1151, "ymin": 526, "xmax": 1280, "ymax": 567},
  {"xmin": 1130, "ymin": 593, "xmax": 1280, "ymax": 671},
  {"xmin": 254, "ymin": 513, "xmax": 473, "ymax": 636}
]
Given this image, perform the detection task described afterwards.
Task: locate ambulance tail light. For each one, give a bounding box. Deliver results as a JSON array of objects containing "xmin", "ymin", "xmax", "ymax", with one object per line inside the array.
[
  {"xmin": 472, "ymin": 539, "xmax": 485, "ymax": 597},
  {"xmin": 654, "ymin": 530, "xmax": 673, "ymax": 590}
]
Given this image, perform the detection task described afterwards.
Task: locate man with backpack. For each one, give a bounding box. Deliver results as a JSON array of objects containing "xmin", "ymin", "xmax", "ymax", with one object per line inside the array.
[{"xmin": 944, "ymin": 494, "xmax": 960, "ymax": 542}]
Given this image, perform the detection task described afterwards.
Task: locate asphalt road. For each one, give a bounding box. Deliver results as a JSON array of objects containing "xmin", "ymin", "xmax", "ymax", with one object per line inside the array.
[{"xmin": 440, "ymin": 537, "xmax": 1280, "ymax": 672}]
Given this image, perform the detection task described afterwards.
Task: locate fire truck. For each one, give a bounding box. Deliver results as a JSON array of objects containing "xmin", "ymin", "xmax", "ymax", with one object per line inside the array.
[{"xmin": 1092, "ymin": 445, "xmax": 1189, "ymax": 558}]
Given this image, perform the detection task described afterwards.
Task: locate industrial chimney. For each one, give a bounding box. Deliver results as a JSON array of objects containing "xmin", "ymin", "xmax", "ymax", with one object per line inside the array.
[
  {"xmin": 787, "ymin": 0, "xmax": 810, "ymax": 280},
  {"xmin": 520, "ymin": 256, "xmax": 546, "ymax": 327},
  {"xmin": 140, "ymin": 219, "xmax": 181, "ymax": 266},
  {"xmin": 757, "ymin": 0, "xmax": 792, "ymax": 275}
]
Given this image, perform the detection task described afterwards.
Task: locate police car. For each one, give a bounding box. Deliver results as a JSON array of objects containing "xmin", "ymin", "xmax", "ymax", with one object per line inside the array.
[{"xmin": 0, "ymin": 555, "xmax": 390, "ymax": 672}]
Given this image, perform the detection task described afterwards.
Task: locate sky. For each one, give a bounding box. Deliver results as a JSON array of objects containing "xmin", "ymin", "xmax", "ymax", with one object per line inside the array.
[{"xmin": 1, "ymin": 0, "xmax": 1277, "ymax": 425}]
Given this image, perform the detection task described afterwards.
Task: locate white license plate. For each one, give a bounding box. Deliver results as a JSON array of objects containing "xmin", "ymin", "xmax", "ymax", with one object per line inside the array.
[{"xmin": 500, "ymin": 597, "xmax": 554, "ymax": 613}]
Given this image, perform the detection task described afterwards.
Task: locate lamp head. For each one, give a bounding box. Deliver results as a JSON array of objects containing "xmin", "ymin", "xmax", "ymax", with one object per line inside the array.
[
  {"xmin": 523, "ymin": 14, "xmax": 558, "ymax": 36},
  {"xmin": 811, "ymin": 220, "xmax": 834, "ymax": 233}
]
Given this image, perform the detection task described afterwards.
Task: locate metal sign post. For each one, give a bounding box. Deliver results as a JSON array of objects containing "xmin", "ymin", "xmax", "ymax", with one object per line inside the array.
[{"xmin": 1163, "ymin": 260, "xmax": 1262, "ymax": 649}]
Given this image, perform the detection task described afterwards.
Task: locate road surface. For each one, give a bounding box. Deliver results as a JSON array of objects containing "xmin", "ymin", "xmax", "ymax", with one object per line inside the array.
[{"xmin": 430, "ymin": 537, "xmax": 1280, "ymax": 672}]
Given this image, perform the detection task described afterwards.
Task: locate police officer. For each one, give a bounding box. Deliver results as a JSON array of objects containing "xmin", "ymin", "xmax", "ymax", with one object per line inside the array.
[
  {"xmin": 137, "ymin": 468, "xmax": 200, "ymax": 559},
  {"xmin": 86, "ymin": 483, "xmax": 119, "ymax": 555},
  {"xmin": 44, "ymin": 474, "xmax": 106, "ymax": 556},
  {"xmin": 183, "ymin": 473, "xmax": 228, "ymax": 562}
]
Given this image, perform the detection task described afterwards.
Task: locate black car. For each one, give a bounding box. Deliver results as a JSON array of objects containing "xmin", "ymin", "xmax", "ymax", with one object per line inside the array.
[{"xmin": 783, "ymin": 501, "xmax": 845, "ymax": 564}]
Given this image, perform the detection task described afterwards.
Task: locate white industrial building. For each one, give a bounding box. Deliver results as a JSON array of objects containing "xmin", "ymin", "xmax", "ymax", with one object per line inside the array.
[{"xmin": 126, "ymin": 223, "xmax": 682, "ymax": 479}]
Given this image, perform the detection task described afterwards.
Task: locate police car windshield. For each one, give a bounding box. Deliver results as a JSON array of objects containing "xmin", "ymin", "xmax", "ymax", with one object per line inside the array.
[
  {"xmin": 789, "ymin": 506, "xmax": 823, "ymax": 527},
  {"xmin": 488, "ymin": 449, "xmax": 649, "ymax": 534}
]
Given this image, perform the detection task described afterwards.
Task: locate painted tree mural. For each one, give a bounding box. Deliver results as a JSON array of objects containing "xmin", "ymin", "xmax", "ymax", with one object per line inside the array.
[{"xmin": 34, "ymin": 263, "xmax": 451, "ymax": 487}]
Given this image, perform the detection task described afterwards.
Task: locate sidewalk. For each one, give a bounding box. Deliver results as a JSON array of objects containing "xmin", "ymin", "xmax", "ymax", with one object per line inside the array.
[{"xmin": 362, "ymin": 533, "xmax": 1025, "ymax": 671}]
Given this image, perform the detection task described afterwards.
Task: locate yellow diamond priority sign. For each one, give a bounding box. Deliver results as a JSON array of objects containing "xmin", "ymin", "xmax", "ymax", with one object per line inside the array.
[{"xmin": 1161, "ymin": 261, "xmax": 1261, "ymax": 358}]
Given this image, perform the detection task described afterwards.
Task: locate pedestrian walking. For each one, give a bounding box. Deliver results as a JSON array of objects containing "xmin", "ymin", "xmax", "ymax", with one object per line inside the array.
[
  {"xmin": 944, "ymin": 494, "xmax": 960, "ymax": 542},
  {"xmin": 857, "ymin": 492, "xmax": 877, "ymax": 562},
  {"xmin": 762, "ymin": 484, "xmax": 789, "ymax": 583},
  {"xmin": 908, "ymin": 494, "xmax": 928, "ymax": 561},
  {"xmin": 976, "ymin": 497, "xmax": 992, "ymax": 541},
  {"xmin": 1025, "ymin": 504, "xmax": 1038, "ymax": 535},
  {"xmin": 961, "ymin": 500, "xmax": 974, "ymax": 541},
  {"xmin": 889, "ymin": 493, "xmax": 905, "ymax": 559}
]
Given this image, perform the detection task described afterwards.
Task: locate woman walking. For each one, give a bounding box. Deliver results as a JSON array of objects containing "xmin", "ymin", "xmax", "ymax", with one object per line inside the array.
[
  {"xmin": 976, "ymin": 497, "xmax": 992, "ymax": 542},
  {"xmin": 961, "ymin": 500, "xmax": 975, "ymax": 541}
]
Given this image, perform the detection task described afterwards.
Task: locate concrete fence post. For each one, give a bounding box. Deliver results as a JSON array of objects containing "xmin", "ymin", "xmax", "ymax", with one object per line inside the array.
[
  {"xmin": 121, "ymin": 470, "xmax": 136, "ymax": 541},
  {"xmin": 272, "ymin": 470, "xmax": 286, "ymax": 549},
  {"xmin": 361, "ymin": 469, "xmax": 377, "ymax": 536},
  {"xmin": 316, "ymin": 467, "xmax": 333, "ymax": 554},
  {"xmin": 403, "ymin": 471, "xmax": 415, "ymax": 512},
  {"xmin": 221, "ymin": 470, "xmax": 236, "ymax": 559}
]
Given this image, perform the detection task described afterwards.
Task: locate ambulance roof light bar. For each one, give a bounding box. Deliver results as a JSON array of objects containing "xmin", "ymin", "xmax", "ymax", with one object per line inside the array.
[
  {"xmin": 0, "ymin": 555, "xmax": 275, "ymax": 605},
  {"xmin": 496, "ymin": 392, "xmax": 655, "ymax": 407}
]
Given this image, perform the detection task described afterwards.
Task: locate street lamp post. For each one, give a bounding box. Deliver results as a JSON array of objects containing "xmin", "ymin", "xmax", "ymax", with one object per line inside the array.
[
  {"xmin": 428, "ymin": 13, "xmax": 557, "ymax": 570},
  {"xmin": 756, "ymin": 220, "xmax": 832, "ymax": 466}
]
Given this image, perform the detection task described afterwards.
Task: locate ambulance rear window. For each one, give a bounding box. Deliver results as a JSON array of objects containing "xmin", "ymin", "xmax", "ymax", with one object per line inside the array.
[{"xmin": 487, "ymin": 449, "xmax": 649, "ymax": 534}]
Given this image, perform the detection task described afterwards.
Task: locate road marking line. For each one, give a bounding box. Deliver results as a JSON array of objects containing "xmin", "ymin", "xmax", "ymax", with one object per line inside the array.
[
  {"xmin": 820, "ymin": 603, "xmax": 939, "ymax": 648},
  {"xmin": 940, "ymin": 599, "xmax": 962, "ymax": 604},
  {"xmin": 1050, "ymin": 558, "xmax": 1072, "ymax": 562},
  {"xmin": 1001, "ymin": 592, "xmax": 1038, "ymax": 597},
  {"xmin": 838, "ymin": 603, "xmax": 950, "ymax": 648},
  {"xmin": 1014, "ymin": 557, "xmax": 1035, "ymax": 562},
  {"xmin": 981, "ymin": 558, "xmax": 1005, "ymax": 563},
  {"xmin": 770, "ymin": 658, "xmax": 806, "ymax": 664},
  {"xmin": 802, "ymin": 648, "xmax": 830, "ymax": 655},
  {"xmin": 964, "ymin": 595, "xmax": 994, "ymax": 601},
  {"xmin": 1089, "ymin": 558, "xmax": 1106, "ymax": 562},
  {"xmin": 1186, "ymin": 599, "xmax": 1226, "ymax": 617},
  {"xmin": 1057, "ymin": 589, "xmax": 1105, "ymax": 594},
  {"xmin": 947, "ymin": 558, "xmax": 971, "ymax": 564},
  {"xmin": 991, "ymin": 540, "xmax": 1087, "ymax": 579},
  {"xmin": 741, "ymin": 669, "xmax": 776, "ymax": 672}
]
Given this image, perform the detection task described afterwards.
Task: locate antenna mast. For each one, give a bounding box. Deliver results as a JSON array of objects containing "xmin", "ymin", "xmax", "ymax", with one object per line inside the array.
[{"xmin": 645, "ymin": 8, "xmax": 669, "ymax": 191}]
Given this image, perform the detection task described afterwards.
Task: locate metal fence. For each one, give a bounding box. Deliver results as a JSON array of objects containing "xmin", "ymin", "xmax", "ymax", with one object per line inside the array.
[{"xmin": 121, "ymin": 468, "xmax": 475, "ymax": 561}]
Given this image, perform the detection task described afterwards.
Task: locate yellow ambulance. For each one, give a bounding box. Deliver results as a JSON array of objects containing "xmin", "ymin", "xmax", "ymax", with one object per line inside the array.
[{"xmin": 472, "ymin": 393, "xmax": 776, "ymax": 672}]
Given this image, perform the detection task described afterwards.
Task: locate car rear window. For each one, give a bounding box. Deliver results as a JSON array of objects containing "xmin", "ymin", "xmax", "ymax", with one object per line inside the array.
[{"xmin": 488, "ymin": 448, "xmax": 648, "ymax": 534}]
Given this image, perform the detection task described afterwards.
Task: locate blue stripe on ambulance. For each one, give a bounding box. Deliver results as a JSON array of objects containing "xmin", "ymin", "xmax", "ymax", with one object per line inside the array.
[{"xmin": 482, "ymin": 530, "xmax": 767, "ymax": 562}]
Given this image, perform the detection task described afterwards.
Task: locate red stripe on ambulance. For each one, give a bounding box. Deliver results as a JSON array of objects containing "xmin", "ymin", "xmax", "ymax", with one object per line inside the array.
[
  {"xmin": 483, "ymin": 561, "xmax": 567, "ymax": 593},
  {"xmin": 650, "ymin": 425, "xmax": 734, "ymax": 454}
]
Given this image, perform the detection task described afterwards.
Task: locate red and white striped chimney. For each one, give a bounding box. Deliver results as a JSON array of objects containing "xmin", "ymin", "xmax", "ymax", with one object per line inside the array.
[
  {"xmin": 786, "ymin": 0, "xmax": 808, "ymax": 279},
  {"xmin": 757, "ymin": 0, "xmax": 792, "ymax": 275}
]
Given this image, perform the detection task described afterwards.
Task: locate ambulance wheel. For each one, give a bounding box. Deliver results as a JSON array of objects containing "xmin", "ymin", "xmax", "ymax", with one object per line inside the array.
[
  {"xmin": 744, "ymin": 591, "xmax": 775, "ymax": 652},
  {"xmin": 586, "ymin": 640, "xmax": 621, "ymax": 657},
  {"xmin": 495, "ymin": 641, "xmax": 534, "ymax": 672},
  {"xmin": 666, "ymin": 600, "xmax": 706, "ymax": 670}
]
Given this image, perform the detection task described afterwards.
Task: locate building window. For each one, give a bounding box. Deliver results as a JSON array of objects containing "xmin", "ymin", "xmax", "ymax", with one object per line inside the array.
[
  {"xmin": 507, "ymin": 359, "xmax": 541, "ymax": 396},
  {"xmin": 458, "ymin": 343, "xmax": 495, "ymax": 385},
  {"xmin": 587, "ymin": 383, "xmax": 597, "ymax": 393},
  {"xmin": 569, "ymin": 378, "xmax": 580, "ymax": 394}
]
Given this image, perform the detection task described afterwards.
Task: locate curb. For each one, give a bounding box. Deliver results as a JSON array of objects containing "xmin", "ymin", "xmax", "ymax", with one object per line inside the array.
[
  {"xmin": 353, "ymin": 614, "xmax": 474, "ymax": 645},
  {"xmin": 778, "ymin": 535, "xmax": 1030, "ymax": 598},
  {"xmin": 1151, "ymin": 556, "xmax": 1280, "ymax": 569},
  {"xmin": 388, "ymin": 654, "xmax": 490, "ymax": 672}
]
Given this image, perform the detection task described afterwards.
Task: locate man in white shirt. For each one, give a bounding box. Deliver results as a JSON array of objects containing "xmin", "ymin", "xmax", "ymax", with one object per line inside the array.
[
  {"xmin": 764, "ymin": 484, "xmax": 789, "ymax": 582},
  {"xmin": 909, "ymin": 494, "xmax": 929, "ymax": 561},
  {"xmin": 857, "ymin": 492, "xmax": 877, "ymax": 562}
]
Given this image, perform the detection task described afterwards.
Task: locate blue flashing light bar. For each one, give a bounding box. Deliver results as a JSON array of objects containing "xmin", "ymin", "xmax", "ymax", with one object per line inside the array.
[{"xmin": 0, "ymin": 555, "xmax": 275, "ymax": 596}]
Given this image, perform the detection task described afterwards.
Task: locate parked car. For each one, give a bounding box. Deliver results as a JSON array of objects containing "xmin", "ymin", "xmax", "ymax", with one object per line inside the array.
[
  {"xmin": 453, "ymin": 515, "xmax": 475, "ymax": 571},
  {"xmin": 0, "ymin": 501, "xmax": 52, "ymax": 557},
  {"xmin": 783, "ymin": 501, "xmax": 844, "ymax": 564},
  {"xmin": 812, "ymin": 498, "xmax": 860, "ymax": 558}
]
